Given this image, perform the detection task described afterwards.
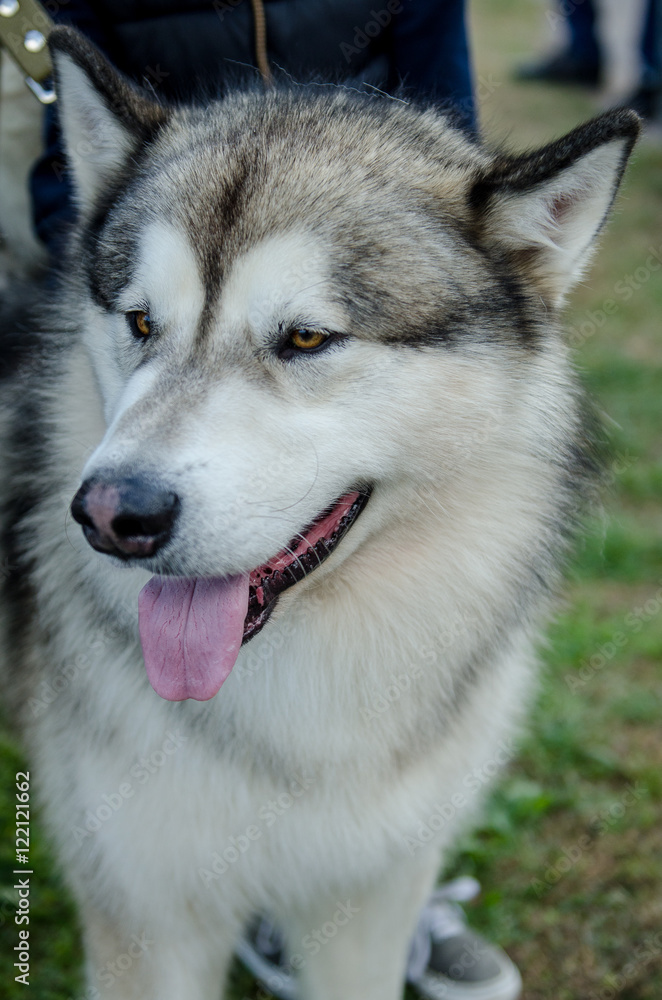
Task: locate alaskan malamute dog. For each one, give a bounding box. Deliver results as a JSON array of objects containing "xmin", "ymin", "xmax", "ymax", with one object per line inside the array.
[{"xmin": 0, "ymin": 27, "xmax": 638, "ymax": 1000}]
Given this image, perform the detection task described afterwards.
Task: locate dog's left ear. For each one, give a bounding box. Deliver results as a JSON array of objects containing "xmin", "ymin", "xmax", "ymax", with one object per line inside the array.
[
  {"xmin": 49, "ymin": 26, "xmax": 170, "ymax": 214},
  {"xmin": 471, "ymin": 110, "xmax": 640, "ymax": 307}
]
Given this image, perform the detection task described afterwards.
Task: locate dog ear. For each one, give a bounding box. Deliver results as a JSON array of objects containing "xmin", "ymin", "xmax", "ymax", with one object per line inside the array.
[
  {"xmin": 49, "ymin": 27, "xmax": 170, "ymax": 213},
  {"xmin": 470, "ymin": 110, "xmax": 640, "ymax": 307}
]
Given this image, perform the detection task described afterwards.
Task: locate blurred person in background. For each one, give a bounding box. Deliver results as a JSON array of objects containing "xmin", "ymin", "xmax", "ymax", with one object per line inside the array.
[{"xmin": 517, "ymin": 0, "xmax": 660, "ymax": 119}]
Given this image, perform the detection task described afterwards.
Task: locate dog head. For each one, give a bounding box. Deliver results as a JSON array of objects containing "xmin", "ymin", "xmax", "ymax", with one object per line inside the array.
[{"xmin": 50, "ymin": 28, "xmax": 638, "ymax": 700}]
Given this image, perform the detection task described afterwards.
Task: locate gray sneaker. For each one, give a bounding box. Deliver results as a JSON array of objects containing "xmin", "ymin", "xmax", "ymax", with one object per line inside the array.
[
  {"xmin": 236, "ymin": 878, "xmax": 521, "ymax": 1000},
  {"xmin": 406, "ymin": 878, "xmax": 522, "ymax": 1000}
]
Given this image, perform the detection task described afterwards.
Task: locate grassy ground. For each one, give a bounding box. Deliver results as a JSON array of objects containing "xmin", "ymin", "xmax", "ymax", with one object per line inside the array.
[
  {"xmin": 437, "ymin": 4, "xmax": 662, "ymax": 999},
  {"xmin": 1, "ymin": 2, "xmax": 661, "ymax": 998}
]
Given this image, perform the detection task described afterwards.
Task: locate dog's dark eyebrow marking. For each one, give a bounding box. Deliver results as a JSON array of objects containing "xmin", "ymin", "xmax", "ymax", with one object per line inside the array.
[
  {"xmin": 80, "ymin": 161, "xmax": 154, "ymax": 311},
  {"xmin": 85, "ymin": 229, "xmax": 136, "ymax": 311},
  {"xmin": 473, "ymin": 253, "xmax": 542, "ymax": 350},
  {"xmin": 84, "ymin": 213, "xmax": 145, "ymax": 313},
  {"xmin": 179, "ymin": 151, "xmax": 255, "ymax": 340}
]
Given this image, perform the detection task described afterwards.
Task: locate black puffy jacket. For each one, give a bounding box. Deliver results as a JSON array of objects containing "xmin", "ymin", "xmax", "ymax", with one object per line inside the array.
[
  {"xmin": 32, "ymin": 0, "xmax": 474, "ymax": 247},
  {"xmin": 96, "ymin": 0, "xmax": 392, "ymax": 95}
]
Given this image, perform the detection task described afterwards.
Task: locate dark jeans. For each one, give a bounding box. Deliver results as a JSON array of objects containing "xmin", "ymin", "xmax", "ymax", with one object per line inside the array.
[{"xmin": 566, "ymin": 0, "xmax": 659, "ymax": 82}]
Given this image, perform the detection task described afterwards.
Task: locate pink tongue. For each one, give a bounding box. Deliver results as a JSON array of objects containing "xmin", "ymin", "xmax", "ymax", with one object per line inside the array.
[{"xmin": 138, "ymin": 575, "xmax": 249, "ymax": 701}]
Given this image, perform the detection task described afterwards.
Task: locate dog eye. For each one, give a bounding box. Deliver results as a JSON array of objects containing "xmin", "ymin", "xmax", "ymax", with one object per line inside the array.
[
  {"xmin": 276, "ymin": 326, "xmax": 345, "ymax": 361},
  {"xmin": 126, "ymin": 311, "xmax": 152, "ymax": 339},
  {"xmin": 289, "ymin": 328, "xmax": 328, "ymax": 351}
]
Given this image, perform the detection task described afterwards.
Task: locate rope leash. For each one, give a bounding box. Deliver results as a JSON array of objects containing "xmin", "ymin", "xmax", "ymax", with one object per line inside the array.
[{"xmin": 250, "ymin": 0, "xmax": 272, "ymax": 86}]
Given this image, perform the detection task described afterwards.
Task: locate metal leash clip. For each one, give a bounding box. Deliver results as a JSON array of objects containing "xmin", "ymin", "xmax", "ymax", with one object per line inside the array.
[{"xmin": 0, "ymin": 0, "xmax": 55, "ymax": 103}]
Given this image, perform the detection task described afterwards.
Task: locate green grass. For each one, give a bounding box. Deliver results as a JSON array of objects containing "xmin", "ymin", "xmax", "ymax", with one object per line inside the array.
[
  {"xmin": 435, "ymin": 6, "xmax": 662, "ymax": 999},
  {"xmin": 1, "ymin": 2, "xmax": 661, "ymax": 997}
]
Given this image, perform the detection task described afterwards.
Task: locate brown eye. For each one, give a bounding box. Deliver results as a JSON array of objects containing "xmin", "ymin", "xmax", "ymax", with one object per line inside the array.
[
  {"xmin": 289, "ymin": 328, "xmax": 328, "ymax": 351},
  {"xmin": 127, "ymin": 311, "xmax": 151, "ymax": 339}
]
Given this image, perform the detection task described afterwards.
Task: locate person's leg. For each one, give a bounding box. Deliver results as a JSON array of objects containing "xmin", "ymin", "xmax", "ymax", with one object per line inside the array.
[
  {"xmin": 642, "ymin": 0, "xmax": 661, "ymax": 85},
  {"xmin": 597, "ymin": 0, "xmax": 661, "ymax": 117},
  {"xmin": 516, "ymin": 0, "xmax": 601, "ymax": 85},
  {"xmin": 595, "ymin": 0, "xmax": 648, "ymax": 100},
  {"xmin": 389, "ymin": 0, "xmax": 475, "ymax": 131},
  {"xmin": 629, "ymin": 0, "xmax": 661, "ymax": 118},
  {"xmin": 566, "ymin": 0, "xmax": 601, "ymax": 68}
]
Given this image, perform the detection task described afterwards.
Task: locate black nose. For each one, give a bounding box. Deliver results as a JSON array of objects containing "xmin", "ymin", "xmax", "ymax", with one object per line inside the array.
[{"xmin": 71, "ymin": 476, "xmax": 180, "ymax": 559}]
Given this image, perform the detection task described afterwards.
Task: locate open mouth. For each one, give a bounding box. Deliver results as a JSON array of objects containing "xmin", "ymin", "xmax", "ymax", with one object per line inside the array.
[
  {"xmin": 244, "ymin": 488, "xmax": 371, "ymax": 642},
  {"xmin": 138, "ymin": 487, "xmax": 371, "ymax": 701}
]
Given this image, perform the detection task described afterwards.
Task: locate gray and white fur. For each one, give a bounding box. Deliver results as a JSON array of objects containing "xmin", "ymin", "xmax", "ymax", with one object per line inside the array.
[{"xmin": 0, "ymin": 27, "xmax": 638, "ymax": 1000}]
